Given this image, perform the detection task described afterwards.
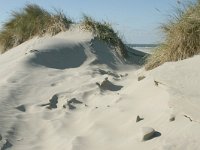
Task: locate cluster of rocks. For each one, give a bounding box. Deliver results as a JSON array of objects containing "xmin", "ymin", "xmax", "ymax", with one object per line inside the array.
[{"xmin": 136, "ymin": 114, "xmax": 175, "ymax": 141}]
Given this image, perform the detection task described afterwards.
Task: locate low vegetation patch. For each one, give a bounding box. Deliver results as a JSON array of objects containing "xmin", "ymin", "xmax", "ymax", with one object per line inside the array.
[
  {"xmin": 0, "ymin": 4, "xmax": 72, "ymax": 53},
  {"xmin": 145, "ymin": 0, "xmax": 200, "ymax": 70},
  {"xmin": 81, "ymin": 15, "xmax": 128, "ymax": 58}
]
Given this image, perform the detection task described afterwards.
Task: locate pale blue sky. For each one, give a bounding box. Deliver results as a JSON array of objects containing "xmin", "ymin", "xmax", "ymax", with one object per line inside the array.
[{"xmin": 0, "ymin": 0, "xmax": 194, "ymax": 44}]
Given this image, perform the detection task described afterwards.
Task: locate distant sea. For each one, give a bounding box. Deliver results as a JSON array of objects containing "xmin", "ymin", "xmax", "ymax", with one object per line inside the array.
[{"xmin": 127, "ymin": 44, "xmax": 159, "ymax": 54}]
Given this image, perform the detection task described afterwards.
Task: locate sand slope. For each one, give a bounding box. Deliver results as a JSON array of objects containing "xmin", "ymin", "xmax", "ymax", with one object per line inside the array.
[{"xmin": 0, "ymin": 28, "xmax": 200, "ymax": 150}]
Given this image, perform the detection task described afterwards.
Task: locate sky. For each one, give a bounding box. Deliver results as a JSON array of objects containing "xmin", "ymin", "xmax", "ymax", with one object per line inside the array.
[{"xmin": 0, "ymin": 0, "xmax": 195, "ymax": 44}]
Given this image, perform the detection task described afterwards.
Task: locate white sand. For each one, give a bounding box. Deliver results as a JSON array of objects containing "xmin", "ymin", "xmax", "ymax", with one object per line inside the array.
[{"xmin": 0, "ymin": 27, "xmax": 200, "ymax": 150}]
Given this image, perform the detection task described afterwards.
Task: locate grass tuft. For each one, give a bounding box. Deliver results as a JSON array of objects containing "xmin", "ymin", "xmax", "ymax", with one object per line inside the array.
[
  {"xmin": 0, "ymin": 4, "xmax": 72, "ymax": 53},
  {"xmin": 81, "ymin": 15, "xmax": 128, "ymax": 58},
  {"xmin": 145, "ymin": 0, "xmax": 200, "ymax": 70}
]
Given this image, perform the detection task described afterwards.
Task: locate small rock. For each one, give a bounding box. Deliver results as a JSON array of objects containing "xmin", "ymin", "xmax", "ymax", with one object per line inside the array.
[
  {"xmin": 154, "ymin": 80, "xmax": 159, "ymax": 86},
  {"xmin": 136, "ymin": 115, "xmax": 144, "ymax": 122},
  {"xmin": 15, "ymin": 105, "xmax": 26, "ymax": 112},
  {"xmin": 141, "ymin": 127, "xmax": 156, "ymax": 141},
  {"xmin": 47, "ymin": 95, "xmax": 58, "ymax": 109},
  {"xmin": 169, "ymin": 115, "xmax": 175, "ymax": 122},
  {"xmin": 40, "ymin": 95, "xmax": 59, "ymax": 109},
  {"xmin": 138, "ymin": 76, "xmax": 146, "ymax": 81}
]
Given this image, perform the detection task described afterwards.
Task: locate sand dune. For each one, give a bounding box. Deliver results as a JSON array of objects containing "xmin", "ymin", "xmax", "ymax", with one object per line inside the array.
[{"xmin": 0, "ymin": 27, "xmax": 200, "ymax": 150}]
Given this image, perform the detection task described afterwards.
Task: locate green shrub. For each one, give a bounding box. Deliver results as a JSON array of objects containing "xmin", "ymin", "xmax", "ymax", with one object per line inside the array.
[
  {"xmin": 0, "ymin": 4, "xmax": 72, "ymax": 53},
  {"xmin": 145, "ymin": 0, "xmax": 200, "ymax": 70},
  {"xmin": 81, "ymin": 15, "xmax": 128, "ymax": 58}
]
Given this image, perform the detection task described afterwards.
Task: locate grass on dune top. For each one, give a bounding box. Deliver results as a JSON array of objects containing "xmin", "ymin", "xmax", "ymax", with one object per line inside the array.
[
  {"xmin": 145, "ymin": 0, "xmax": 200, "ymax": 70},
  {"xmin": 0, "ymin": 4, "xmax": 72, "ymax": 53},
  {"xmin": 0, "ymin": 4, "xmax": 128, "ymax": 59},
  {"xmin": 81, "ymin": 15, "xmax": 128, "ymax": 58}
]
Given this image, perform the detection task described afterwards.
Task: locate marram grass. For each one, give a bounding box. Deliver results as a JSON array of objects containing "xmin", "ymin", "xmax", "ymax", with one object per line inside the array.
[
  {"xmin": 81, "ymin": 15, "xmax": 128, "ymax": 58},
  {"xmin": 0, "ymin": 4, "xmax": 128, "ymax": 59},
  {"xmin": 145, "ymin": 0, "xmax": 200, "ymax": 70},
  {"xmin": 0, "ymin": 4, "xmax": 72, "ymax": 53}
]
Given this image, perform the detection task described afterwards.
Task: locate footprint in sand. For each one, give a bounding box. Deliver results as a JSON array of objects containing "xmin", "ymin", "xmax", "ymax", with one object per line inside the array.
[
  {"xmin": 40, "ymin": 95, "xmax": 58, "ymax": 109},
  {"xmin": 96, "ymin": 77, "xmax": 123, "ymax": 91},
  {"xmin": 63, "ymin": 98, "xmax": 83, "ymax": 110}
]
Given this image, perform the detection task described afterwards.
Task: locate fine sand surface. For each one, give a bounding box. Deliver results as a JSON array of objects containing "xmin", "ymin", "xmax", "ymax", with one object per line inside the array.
[{"xmin": 0, "ymin": 27, "xmax": 200, "ymax": 150}]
